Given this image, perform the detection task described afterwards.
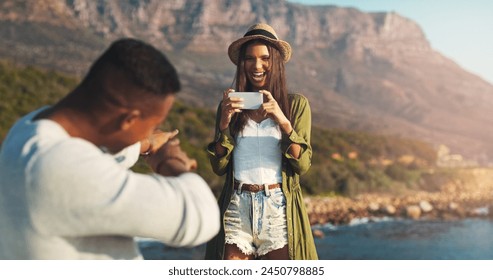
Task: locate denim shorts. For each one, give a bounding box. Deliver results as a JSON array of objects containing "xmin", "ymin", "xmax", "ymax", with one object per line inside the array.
[{"xmin": 224, "ymin": 186, "xmax": 288, "ymax": 257}]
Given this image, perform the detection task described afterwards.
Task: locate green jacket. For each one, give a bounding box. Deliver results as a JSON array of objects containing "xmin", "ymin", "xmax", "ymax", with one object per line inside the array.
[{"xmin": 204, "ymin": 93, "xmax": 318, "ymax": 260}]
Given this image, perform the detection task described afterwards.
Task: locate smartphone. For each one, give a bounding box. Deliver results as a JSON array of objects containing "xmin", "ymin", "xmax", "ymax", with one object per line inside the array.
[{"xmin": 229, "ymin": 92, "xmax": 263, "ymax": 110}]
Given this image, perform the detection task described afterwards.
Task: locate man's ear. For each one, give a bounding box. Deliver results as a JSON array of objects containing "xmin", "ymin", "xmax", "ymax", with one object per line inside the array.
[{"xmin": 120, "ymin": 109, "xmax": 141, "ymax": 131}]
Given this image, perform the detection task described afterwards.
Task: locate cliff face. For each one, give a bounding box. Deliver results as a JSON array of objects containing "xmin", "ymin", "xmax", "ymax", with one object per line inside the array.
[
  {"xmin": 0, "ymin": 0, "xmax": 432, "ymax": 54},
  {"xmin": 1, "ymin": 0, "xmax": 492, "ymax": 164},
  {"xmin": 0, "ymin": 1, "xmax": 430, "ymax": 49}
]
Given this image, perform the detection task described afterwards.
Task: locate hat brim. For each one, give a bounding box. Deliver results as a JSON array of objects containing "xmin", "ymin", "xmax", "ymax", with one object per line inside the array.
[{"xmin": 228, "ymin": 35, "xmax": 292, "ymax": 65}]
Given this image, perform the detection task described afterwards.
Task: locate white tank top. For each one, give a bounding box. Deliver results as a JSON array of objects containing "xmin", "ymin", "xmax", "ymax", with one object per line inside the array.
[{"xmin": 233, "ymin": 118, "xmax": 282, "ymax": 184}]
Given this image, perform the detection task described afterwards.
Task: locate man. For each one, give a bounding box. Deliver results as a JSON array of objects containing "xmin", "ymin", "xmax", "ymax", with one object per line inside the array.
[{"xmin": 0, "ymin": 38, "xmax": 219, "ymax": 259}]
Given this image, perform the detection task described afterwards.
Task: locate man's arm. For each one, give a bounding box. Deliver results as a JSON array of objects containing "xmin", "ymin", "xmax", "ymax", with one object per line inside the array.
[{"xmin": 29, "ymin": 139, "xmax": 219, "ymax": 247}]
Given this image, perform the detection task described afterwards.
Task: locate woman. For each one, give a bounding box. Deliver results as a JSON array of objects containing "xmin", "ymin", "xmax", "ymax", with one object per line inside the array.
[{"xmin": 205, "ymin": 23, "xmax": 317, "ymax": 260}]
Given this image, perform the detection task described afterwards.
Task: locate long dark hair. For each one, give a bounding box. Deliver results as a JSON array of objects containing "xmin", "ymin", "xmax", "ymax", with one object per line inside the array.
[{"xmin": 231, "ymin": 39, "xmax": 291, "ymax": 136}]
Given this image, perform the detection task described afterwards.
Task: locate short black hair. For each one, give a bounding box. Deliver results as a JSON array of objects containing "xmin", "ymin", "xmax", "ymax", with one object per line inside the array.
[{"xmin": 81, "ymin": 38, "xmax": 180, "ymax": 97}]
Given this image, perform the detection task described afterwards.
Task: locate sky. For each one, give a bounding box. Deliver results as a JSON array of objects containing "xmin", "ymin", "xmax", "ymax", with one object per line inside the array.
[{"xmin": 288, "ymin": 0, "xmax": 493, "ymax": 85}]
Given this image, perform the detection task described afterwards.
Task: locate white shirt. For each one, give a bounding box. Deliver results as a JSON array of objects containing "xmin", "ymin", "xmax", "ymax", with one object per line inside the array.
[
  {"xmin": 233, "ymin": 118, "xmax": 282, "ymax": 184},
  {"xmin": 0, "ymin": 108, "xmax": 219, "ymax": 259}
]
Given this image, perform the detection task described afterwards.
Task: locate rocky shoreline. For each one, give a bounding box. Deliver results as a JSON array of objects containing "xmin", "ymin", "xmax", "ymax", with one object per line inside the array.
[
  {"xmin": 304, "ymin": 169, "xmax": 493, "ymax": 230},
  {"xmin": 305, "ymin": 192, "xmax": 493, "ymax": 227}
]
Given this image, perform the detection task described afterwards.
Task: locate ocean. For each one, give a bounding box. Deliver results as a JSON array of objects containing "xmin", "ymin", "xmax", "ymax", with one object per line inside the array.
[{"xmin": 138, "ymin": 218, "xmax": 493, "ymax": 260}]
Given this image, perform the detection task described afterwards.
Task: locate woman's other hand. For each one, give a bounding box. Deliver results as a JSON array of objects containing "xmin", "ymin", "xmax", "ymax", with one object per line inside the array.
[{"xmin": 259, "ymin": 90, "xmax": 292, "ymax": 135}]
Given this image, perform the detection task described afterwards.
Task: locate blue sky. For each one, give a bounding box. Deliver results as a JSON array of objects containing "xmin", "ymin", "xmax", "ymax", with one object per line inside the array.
[{"xmin": 288, "ymin": 0, "xmax": 493, "ymax": 85}]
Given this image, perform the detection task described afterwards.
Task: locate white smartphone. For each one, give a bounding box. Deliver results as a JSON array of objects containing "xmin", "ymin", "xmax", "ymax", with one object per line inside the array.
[{"xmin": 229, "ymin": 92, "xmax": 263, "ymax": 110}]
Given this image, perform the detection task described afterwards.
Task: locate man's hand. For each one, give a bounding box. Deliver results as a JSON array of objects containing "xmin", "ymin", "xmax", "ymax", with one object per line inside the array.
[
  {"xmin": 140, "ymin": 129, "xmax": 179, "ymax": 155},
  {"xmin": 145, "ymin": 138, "xmax": 198, "ymax": 176}
]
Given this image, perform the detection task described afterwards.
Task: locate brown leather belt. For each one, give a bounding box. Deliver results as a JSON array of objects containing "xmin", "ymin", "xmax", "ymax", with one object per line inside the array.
[{"xmin": 234, "ymin": 181, "xmax": 281, "ymax": 193}]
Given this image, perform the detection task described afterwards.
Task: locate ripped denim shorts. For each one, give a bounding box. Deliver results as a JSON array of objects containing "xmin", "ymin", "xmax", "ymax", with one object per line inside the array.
[{"xmin": 223, "ymin": 185, "xmax": 288, "ymax": 257}]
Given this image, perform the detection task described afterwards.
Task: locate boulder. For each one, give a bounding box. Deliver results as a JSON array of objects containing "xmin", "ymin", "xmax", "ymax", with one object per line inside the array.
[
  {"xmin": 419, "ymin": 200, "xmax": 433, "ymax": 213},
  {"xmin": 448, "ymin": 202, "xmax": 459, "ymax": 210},
  {"xmin": 313, "ymin": 229, "xmax": 325, "ymax": 239},
  {"xmin": 368, "ymin": 202, "xmax": 380, "ymax": 213},
  {"xmin": 382, "ymin": 204, "xmax": 396, "ymax": 215},
  {"xmin": 406, "ymin": 205, "xmax": 421, "ymax": 220}
]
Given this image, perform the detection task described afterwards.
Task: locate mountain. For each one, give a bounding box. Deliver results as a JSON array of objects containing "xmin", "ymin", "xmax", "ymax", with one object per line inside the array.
[{"xmin": 1, "ymin": 0, "xmax": 492, "ymax": 165}]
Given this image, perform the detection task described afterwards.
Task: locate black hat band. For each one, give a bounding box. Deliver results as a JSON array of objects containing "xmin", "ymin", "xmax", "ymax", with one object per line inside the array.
[{"xmin": 243, "ymin": 29, "xmax": 277, "ymax": 40}]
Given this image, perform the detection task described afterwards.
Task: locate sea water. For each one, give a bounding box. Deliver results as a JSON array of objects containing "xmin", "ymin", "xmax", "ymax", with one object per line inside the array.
[{"xmin": 138, "ymin": 218, "xmax": 493, "ymax": 260}]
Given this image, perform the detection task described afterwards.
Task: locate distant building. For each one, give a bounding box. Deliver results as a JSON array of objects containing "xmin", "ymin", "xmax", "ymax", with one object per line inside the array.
[{"xmin": 436, "ymin": 145, "xmax": 478, "ymax": 168}]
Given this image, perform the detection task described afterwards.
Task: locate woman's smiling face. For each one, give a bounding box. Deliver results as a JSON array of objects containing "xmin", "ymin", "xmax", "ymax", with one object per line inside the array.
[{"xmin": 244, "ymin": 42, "xmax": 270, "ymax": 90}]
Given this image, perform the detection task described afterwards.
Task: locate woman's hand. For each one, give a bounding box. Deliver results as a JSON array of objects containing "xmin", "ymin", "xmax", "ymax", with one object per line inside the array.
[
  {"xmin": 219, "ymin": 89, "xmax": 243, "ymax": 131},
  {"xmin": 259, "ymin": 90, "xmax": 293, "ymax": 135}
]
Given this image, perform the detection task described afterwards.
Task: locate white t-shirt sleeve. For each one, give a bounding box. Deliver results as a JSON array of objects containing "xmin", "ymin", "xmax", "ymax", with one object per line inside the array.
[{"xmin": 111, "ymin": 142, "xmax": 141, "ymax": 168}]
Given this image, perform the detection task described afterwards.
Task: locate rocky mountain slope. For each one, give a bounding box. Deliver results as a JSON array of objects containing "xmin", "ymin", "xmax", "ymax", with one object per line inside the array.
[{"xmin": 1, "ymin": 0, "xmax": 492, "ymax": 164}]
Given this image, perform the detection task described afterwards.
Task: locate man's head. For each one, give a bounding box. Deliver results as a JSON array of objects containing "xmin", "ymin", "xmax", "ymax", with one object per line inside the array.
[{"xmin": 72, "ymin": 38, "xmax": 180, "ymax": 153}]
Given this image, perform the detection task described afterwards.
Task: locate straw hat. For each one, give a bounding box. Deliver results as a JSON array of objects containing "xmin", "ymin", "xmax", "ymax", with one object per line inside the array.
[{"xmin": 228, "ymin": 23, "xmax": 292, "ymax": 65}]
